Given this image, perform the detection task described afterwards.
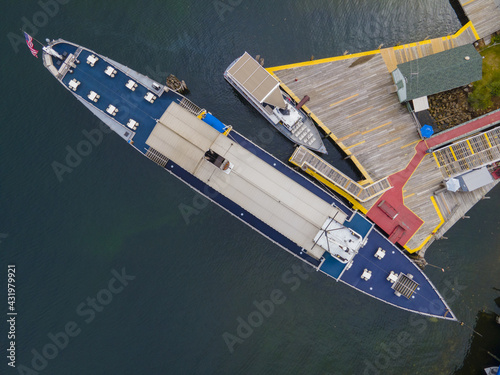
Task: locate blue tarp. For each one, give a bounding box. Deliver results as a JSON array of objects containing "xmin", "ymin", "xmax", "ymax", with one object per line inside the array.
[
  {"xmin": 202, "ymin": 113, "xmax": 227, "ymax": 133},
  {"xmin": 421, "ymin": 124, "xmax": 434, "ymax": 138}
]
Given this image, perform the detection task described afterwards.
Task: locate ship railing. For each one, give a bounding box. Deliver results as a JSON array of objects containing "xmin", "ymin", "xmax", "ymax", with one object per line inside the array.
[
  {"xmin": 406, "ymin": 102, "xmax": 424, "ymax": 138},
  {"xmin": 145, "ymin": 147, "xmax": 169, "ymax": 168}
]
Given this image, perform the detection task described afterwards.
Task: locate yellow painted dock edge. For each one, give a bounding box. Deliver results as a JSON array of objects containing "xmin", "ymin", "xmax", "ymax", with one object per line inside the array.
[
  {"xmin": 466, "ymin": 21, "xmax": 480, "ymax": 41},
  {"xmin": 432, "ymin": 152, "xmax": 441, "ymax": 167},
  {"xmin": 288, "ymin": 159, "xmax": 368, "ymax": 213},
  {"xmin": 266, "ymin": 21, "xmax": 477, "ymax": 73},
  {"xmin": 267, "ymin": 49, "xmax": 381, "ymax": 72},
  {"xmin": 403, "ymin": 196, "xmax": 445, "ymax": 253}
]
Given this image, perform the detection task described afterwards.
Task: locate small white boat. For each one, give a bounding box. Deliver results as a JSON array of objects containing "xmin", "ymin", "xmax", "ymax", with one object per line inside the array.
[{"xmin": 224, "ymin": 52, "xmax": 327, "ymax": 154}]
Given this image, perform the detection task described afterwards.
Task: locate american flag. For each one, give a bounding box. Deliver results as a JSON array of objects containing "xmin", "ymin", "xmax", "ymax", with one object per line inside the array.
[{"xmin": 24, "ymin": 32, "xmax": 39, "ymax": 58}]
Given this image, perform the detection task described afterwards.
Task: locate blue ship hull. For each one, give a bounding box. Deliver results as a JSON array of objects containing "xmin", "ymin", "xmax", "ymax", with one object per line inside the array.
[{"xmin": 41, "ymin": 39, "xmax": 456, "ymax": 321}]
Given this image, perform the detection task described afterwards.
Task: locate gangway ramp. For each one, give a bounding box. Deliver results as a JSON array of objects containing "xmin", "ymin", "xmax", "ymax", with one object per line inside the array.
[
  {"xmin": 290, "ymin": 146, "xmax": 392, "ymax": 203},
  {"xmin": 146, "ymin": 103, "xmax": 348, "ymax": 260},
  {"xmin": 433, "ymin": 126, "xmax": 500, "ymax": 177}
]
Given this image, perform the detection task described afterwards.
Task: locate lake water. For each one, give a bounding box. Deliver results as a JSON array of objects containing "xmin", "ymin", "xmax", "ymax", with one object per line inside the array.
[{"xmin": 1, "ymin": 1, "xmax": 499, "ymax": 374}]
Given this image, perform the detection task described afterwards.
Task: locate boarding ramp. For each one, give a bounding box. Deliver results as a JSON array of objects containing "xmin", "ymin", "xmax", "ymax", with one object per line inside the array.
[
  {"xmin": 290, "ymin": 146, "xmax": 392, "ymax": 202},
  {"xmin": 146, "ymin": 103, "xmax": 348, "ymax": 260},
  {"xmin": 433, "ymin": 126, "xmax": 500, "ymax": 178}
]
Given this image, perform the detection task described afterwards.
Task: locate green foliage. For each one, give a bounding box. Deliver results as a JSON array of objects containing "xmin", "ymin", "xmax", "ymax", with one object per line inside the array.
[
  {"xmin": 469, "ymin": 85, "xmax": 492, "ymax": 110},
  {"xmin": 491, "ymin": 34, "xmax": 500, "ymax": 44},
  {"xmin": 489, "ymin": 81, "xmax": 500, "ymax": 97},
  {"xmin": 470, "ymin": 45, "xmax": 500, "ymax": 109},
  {"xmin": 488, "ymin": 71, "xmax": 500, "ymax": 96}
]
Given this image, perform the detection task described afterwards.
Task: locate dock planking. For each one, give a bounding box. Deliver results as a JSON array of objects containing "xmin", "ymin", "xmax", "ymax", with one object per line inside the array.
[
  {"xmin": 379, "ymin": 22, "xmax": 478, "ymax": 73},
  {"xmin": 460, "ymin": 0, "xmax": 500, "ymax": 40},
  {"xmin": 269, "ymin": 22, "xmax": 499, "ymax": 255},
  {"xmin": 273, "ymin": 53, "xmax": 419, "ymax": 184}
]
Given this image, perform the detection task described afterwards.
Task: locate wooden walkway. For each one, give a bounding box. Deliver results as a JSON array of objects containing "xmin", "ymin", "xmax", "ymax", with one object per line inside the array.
[
  {"xmin": 407, "ymin": 167, "xmax": 497, "ymax": 253},
  {"xmin": 433, "ymin": 126, "xmax": 500, "ymax": 177},
  {"xmin": 269, "ymin": 23, "xmax": 479, "ymax": 186},
  {"xmin": 460, "ymin": 0, "xmax": 500, "ymax": 39},
  {"xmin": 380, "ymin": 22, "xmax": 478, "ymax": 72},
  {"xmin": 290, "ymin": 146, "xmax": 392, "ymax": 202},
  {"xmin": 400, "ymin": 148, "xmax": 448, "ymax": 251},
  {"xmin": 272, "ymin": 52, "xmax": 420, "ymax": 185}
]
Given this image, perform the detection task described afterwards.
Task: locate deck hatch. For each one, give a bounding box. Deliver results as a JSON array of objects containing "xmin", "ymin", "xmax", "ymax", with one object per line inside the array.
[
  {"xmin": 145, "ymin": 147, "xmax": 169, "ymax": 167},
  {"xmin": 392, "ymin": 273, "xmax": 419, "ymax": 299}
]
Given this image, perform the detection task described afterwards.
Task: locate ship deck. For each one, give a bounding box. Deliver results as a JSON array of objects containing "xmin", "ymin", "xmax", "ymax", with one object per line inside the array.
[
  {"xmin": 45, "ymin": 40, "xmax": 456, "ymax": 319},
  {"xmin": 50, "ymin": 41, "xmax": 185, "ymax": 152},
  {"xmin": 147, "ymin": 103, "xmax": 346, "ymax": 260},
  {"xmin": 148, "ymin": 102, "xmax": 455, "ymax": 319}
]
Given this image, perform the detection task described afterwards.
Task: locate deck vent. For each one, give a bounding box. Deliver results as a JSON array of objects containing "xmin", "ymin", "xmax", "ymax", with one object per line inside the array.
[
  {"xmin": 179, "ymin": 98, "xmax": 203, "ymax": 116},
  {"xmin": 145, "ymin": 147, "xmax": 169, "ymax": 168},
  {"xmin": 391, "ymin": 273, "xmax": 419, "ymax": 299}
]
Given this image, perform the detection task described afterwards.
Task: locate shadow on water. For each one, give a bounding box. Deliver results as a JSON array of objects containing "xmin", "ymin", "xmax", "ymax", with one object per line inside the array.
[
  {"xmin": 416, "ymin": 110, "xmax": 438, "ymax": 129},
  {"xmin": 449, "ymin": 0, "xmax": 470, "ymax": 26},
  {"xmin": 454, "ymin": 293, "xmax": 500, "ymax": 374}
]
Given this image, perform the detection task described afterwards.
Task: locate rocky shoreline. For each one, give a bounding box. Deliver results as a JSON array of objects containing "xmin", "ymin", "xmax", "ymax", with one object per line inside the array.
[
  {"xmin": 429, "ymin": 87, "xmax": 487, "ymax": 131},
  {"xmin": 428, "ymin": 86, "xmax": 500, "ymax": 132}
]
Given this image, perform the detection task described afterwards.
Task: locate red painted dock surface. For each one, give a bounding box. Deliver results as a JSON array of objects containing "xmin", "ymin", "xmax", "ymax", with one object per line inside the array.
[{"xmin": 367, "ymin": 110, "xmax": 500, "ymax": 247}]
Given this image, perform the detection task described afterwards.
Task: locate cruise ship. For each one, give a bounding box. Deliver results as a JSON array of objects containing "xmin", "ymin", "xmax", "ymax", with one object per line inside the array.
[{"xmin": 39, "ymin": 38, "xmax": 456, "ymax": 321}]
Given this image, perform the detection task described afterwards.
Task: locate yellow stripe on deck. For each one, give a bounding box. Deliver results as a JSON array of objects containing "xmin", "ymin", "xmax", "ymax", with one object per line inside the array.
[
  {"xmin": 401, "ymin": 140, "xmax": 420, "ymax": 149},
  {"xmin": 449, "ymin": 147, "xmax": 457, "ymax": 161},
  {"xmin": 404, "ymin": 196, "xmax": 445, "ymax": 253},
  {"xmin": 330, "ymin": 94, "xmax": 359, "ymax": 107},
  {"xmin": 485, "ymin": 133, "xmax": 493, "ymax": 148},
  {"xmin": 266, "ymin": 49, "xmax": 381, "ymax": 72},
  {"xmin": 346, "ymin": 140, "xmax": 366, "ymax": 150},
  {"xmin": 338, "ymin": 131, "xmax": 360, "ymax": 142},
  {"xmin": 469, "ymin": 22, "xmax": 480, "ymax": 40},
  {"xmin": 361, "ymin": 121, "xmax": 392, "ymax": 135},
  {"xmin": 432, "ymin": 152, "xmax": 441, "ymax": 168},
  {"xmin": 269, "ymin": 21, "xmax": 479, "ymax": 76},
  {"xmin": 378, "ymin": 137, "xmax": 401, "ymax": 148},
  {"xmin": 346, "ymin": 107, "xmax": 373, "ymax": 119},
  {"xmin": 466, "ymin": 140, "xmax": 474, "ymax": 154}
]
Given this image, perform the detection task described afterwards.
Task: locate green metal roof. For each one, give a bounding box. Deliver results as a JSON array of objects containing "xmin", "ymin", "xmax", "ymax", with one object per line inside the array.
[{"xmin": 396, "ymin": 44, "xmax": 483, "ymax": 102}]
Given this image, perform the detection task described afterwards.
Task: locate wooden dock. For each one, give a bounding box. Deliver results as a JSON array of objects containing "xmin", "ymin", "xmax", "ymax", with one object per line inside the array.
[
  {"xmin": 272, "ymin": 52, "xmax": 418, "ymax": 184},
  {"xmin": 268, "ymin": 23, "xmax": 500, "ymax": 255},
  {"xmin": 380, "ymin": 22, "xmax": 478, "ymax": 72},
  {"xmin": 460, "ymin": 0, "xmax": 500, "ymax": 40},
  {"xmin": 269, "ymin": 23, "xmax": 479, "ymax": 186}
]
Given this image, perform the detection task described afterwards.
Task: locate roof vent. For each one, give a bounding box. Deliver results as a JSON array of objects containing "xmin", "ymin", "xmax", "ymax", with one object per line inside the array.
[{"xmin": 465, "ymin": 56, "xmax": 470, "ymax": 61}]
